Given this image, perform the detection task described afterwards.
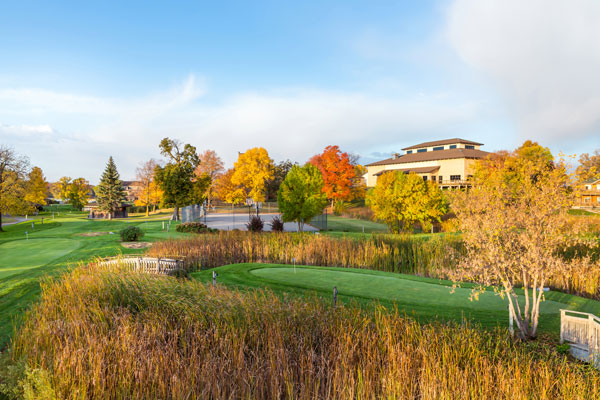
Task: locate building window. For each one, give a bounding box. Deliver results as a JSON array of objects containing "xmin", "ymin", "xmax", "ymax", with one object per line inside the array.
[
  {"xmin": 423, "ymin": 176, "xmax": 428, "ymax": 181},
  {"xmin": 449, "ymin": 145, "xmax": 457, "ymax": 149},
  {"xmin": 433, "ymin": 146, "xmax": 444, "ymax": 151},
  {"xmin": 584, "ymin": 197, "xmax": 591, "ymax": 203},
  {"xmin": 597, "ymin": 197, "xmax": 600, "ymax": 203},
  {"xmin": 438, "ymin": 176, "xmax": 443, "ymax": 183},
  {"xmin": 450, "ymin": 175, "xmax": 461, "ymax": 181},
  {"xmin": 431, "ymin": 176, "xmax": 436, "ymax": 182},
  {"xmin": 406, "ymin": 150, "xmax": 412, "ymax": 154},
  {"xmin": 465, "ymin": 145, "xmax": 475, "ymax": 149},
  {"xmin": 417, "ymin": 148, "xmax": 427, "ymax": 153}
]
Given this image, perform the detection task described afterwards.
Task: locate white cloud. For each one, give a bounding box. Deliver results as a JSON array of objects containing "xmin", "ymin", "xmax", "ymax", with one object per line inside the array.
[{"xmin": 446, "ymin": 0, "xmax": 600, "ymax": 141}]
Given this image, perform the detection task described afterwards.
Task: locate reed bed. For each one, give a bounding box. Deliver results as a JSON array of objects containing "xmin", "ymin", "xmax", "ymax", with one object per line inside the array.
[
  {"xmin": 148, "ymin": 231, "xmax": 463, "ymax": 278},
  {"xmin": 3, "ymin": 264, "xmax": 600, "ymax": 399}
]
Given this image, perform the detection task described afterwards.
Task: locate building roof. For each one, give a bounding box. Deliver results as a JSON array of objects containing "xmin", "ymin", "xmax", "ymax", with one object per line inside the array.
[
  {"xmin": 366, "ymin": 148, "xmax": 489, "ymax": 167},
  {"xmin": 121, "ymin": 180, "xmax": 141, "ymax": 187},
  {"xmin": 583, "ymin": 177, "xmax": 600, "ymax": 184},
  {"xmin": 401, "ymin": 138, "xmax": 483, "ymax": 151},
  {"xmin": 374, "ymin": 166, "xmax": 440, "ymax": 176}
]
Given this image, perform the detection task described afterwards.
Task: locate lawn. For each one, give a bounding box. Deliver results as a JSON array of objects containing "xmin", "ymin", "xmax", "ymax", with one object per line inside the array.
[
  {"xmin": 322, "ymin": 215, "xmax": 388, "ymax": 234},
  {"xmin": 0, "ymin": 208, "xmax": 190, "ymax": 347},
  {"xmin": 192, "ymin": 263, "xmax": 600, "ymax": 335}
]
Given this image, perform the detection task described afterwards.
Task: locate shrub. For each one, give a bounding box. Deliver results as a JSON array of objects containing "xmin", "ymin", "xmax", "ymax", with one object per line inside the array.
[
  {"xmin": 333, "ymin": 200, "xmax": 349, "ymax": 216},
  {"xmin": 246, "ymin": 216, "xmax": 264, "ymax": 232},
  {"xmin": 269, "ymin": 216, "xmax": 285, "ymax": 232},
  {"xmin": 176, "ymin": 222, "xmax": 213, "ymax": 234},
  {"xmin": 5, "ymin": 264, "xmax": 600, "ymax": 399},
  {"xmin": 119, "ymin": 226, "xmax": 144, "ymax": 242}
]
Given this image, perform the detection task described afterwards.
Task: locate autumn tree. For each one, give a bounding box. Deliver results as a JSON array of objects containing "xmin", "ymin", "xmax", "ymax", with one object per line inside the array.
[
  {"xmin": 310, "ymin": 145, "xmax": 355, "ymax": 209},
  {"xmin": 214, "ymin": 168, "xmax": 246, "ymax": 205},
  {"xmin": 52, "ymin": 176, "xmax": 72, "ymax": 201},
  {"xmin": 24, "ymin": 166, "xmax": 48, "ymax": 209},
  {"xmin": 366, "ymin": 171, "xmax": 448, "ymax": 233},
  {"xmin": 0, "ymin": 146, "xmax": 30, "ymax": 231},
  {"xmin": 134, "ymin": 159, "xmax": 160, "ymax": 216},
  {"xmin": 576, "ymin": 149, "xmax": 600, "ymax": 182},
  {"xmin": 450, "ymin": 141, "xmax": 597, "ymax": 340},
  {"xmin": 154, "ymin": 138, "xmax": 208, "ymax": 221},
  {"xmin": 96, "ymin": 157, "xmax": 127, "ymax": 219},
  {"xmin": 195, "ymin": 150, "xmax": 224, "ymax": 207},
  {"xmin": 68, "ymin": 178, "xmax": 90, "ymax": 211},
  {"xmin": 278, "ymin": 163, "xmax": 328, "ymax": 232},
  {"xmin": 231, "ymin": 147, "xmax": 274, "ymax": 203},
  {"xmin": 265, "ymin": 160, "xmax": 296, "ymax": 202}
]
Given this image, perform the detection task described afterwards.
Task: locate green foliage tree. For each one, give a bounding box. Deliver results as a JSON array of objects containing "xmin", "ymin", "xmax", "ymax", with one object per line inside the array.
[
  {"xmin": 68, "ymin": 178, "xmax": 90, "ymax": 211},
  {"xmin": 154, "ymin": 138, "xmax": 207, "ymax": 220},
  {"xmin": 96, "ymin": 157, "xmax": 126, "ymax": 219},
  {"xmin": 24, "ymin": 166, "xmax": 48, "ymax": 208},
  {"xmin": 277, "ymin": 164, "xmax": 328, "ymax": 232},
  {"xmin": 0, "ymin": 146, "xmax": 30, "ymax": 231},
  {"xmin": 366, "ymin": 171, "xmax": 448, "ymax": 233}
]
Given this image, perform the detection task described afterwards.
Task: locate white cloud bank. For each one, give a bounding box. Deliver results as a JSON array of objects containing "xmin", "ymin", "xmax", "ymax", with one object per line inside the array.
[
  {"xmin": 0, "ymin": 75, "xmax": 479, "ymax": 181},
  {"xmin": 446, "ymin": 0, "xmax": 600, "ymax": 142}
]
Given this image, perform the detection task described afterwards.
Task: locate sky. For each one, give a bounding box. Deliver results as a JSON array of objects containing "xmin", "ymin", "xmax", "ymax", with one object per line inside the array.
[{"xmin": 1, "ymin": 0, "xmax": 599, "ymax": 182}]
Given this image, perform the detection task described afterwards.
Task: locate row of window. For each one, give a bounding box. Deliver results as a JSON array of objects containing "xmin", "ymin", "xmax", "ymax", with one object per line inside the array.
[
  {"xmin": 422, "ymin": 175, "xmax": 462, "ymax": 182},
  {"xmin": 583, "ymin": 197, "xmax": 600, "ymax": 203},
  {"xmin": 406, "ymin": 144, "xmax": 475, "ymax": 154}
]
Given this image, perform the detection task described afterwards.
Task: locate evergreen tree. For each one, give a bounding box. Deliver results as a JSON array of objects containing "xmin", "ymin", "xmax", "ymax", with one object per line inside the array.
[{"xmin": 96, "ymin": 156, "xmax": 126, "ymax": 219}]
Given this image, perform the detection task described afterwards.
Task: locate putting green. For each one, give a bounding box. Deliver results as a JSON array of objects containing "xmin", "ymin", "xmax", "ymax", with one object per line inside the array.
[
  {"xmin": 250, "ymin": 266, "xmax": 565, "ymax": 313},
  {"xmin": 0, "ymin": 238, "xmax": 81, "ymax": 278}
]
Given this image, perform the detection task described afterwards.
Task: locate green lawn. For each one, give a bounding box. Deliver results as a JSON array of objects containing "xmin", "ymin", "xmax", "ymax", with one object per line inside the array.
[
  {"xmin": 0, "ymin": 209, "xmax": 190, "ymax": 347},
  {"xmin": 323, "ymin": 215, "xmax": 388, "ymax": 233},
  {"xmin": 192, "ymin": 263, "xmax": 600, "ymax": 335}
]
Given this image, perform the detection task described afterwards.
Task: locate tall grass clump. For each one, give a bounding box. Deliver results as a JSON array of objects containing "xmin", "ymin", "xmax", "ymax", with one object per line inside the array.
[
  {"xmin": 148, "ymin": 231, "xmax": 463, "ymax": 278},
  {"xmin": 3, "ymin": 264, "xmax": 600, "ymax": 399}
]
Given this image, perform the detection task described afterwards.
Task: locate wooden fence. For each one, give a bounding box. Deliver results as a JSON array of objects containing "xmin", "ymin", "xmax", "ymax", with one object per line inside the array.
[
  {"xmin": 99, "ymin": 256, "xmax": 186, "ymax": 275},
  {"xmin": 560, "ymin": 309, "xmax": 600, "ymax": 366}
]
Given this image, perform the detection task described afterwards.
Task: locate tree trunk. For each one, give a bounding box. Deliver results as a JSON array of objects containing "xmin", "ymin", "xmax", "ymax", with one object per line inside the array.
[
  {"xmin": 298, "ymin": 220, "xmax": 304, "ymax": 232},
  {"xmin": 173, "ymin": 205, "xmax": 180, "ymax": 221},
  {"xmin": 145, "ymin": 204, "xmax": 149, "ymax": 217}
]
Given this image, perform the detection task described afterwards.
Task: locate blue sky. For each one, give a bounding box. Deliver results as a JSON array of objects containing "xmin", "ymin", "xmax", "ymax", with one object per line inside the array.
[{"xmin": 1, "ymin": 0, "xmax": 599, "ymax": 182}]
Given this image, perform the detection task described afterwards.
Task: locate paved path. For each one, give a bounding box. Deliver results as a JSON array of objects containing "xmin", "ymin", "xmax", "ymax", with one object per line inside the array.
[
  {"xmin": 204, "ymin": 213, "xmax": 318, "ymax": 232},
  {"xmin": 0, "ymin": 216, "xmax": 26, "ymax": 227}
]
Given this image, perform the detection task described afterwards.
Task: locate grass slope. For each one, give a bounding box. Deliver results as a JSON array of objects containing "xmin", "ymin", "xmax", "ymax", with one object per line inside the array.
[
  {"xmin": 0, "ymin": 208, "xmax": 189, "ymax": 347},
  {"xmin": 192, "ymin": 263, "xmax": 600, "ymax": 334},
  {"xmin": 324, "ymin": 215, "xmax": 388, "ymax": 233}
]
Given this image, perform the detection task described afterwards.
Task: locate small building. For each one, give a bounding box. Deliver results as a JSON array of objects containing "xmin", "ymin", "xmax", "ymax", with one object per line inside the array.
[
  {"xmin": 365, "ymin": 138, "xmax": 489, "ymax": 188},
  {"xmin": 575, "ymin": 178, "xmax": 600, "ymax": 209},
  {"xmin": 87, "ymin": 204, "xmax": 130, "ymax": 219},
  {"xmin": 122, "ymin": 181, "xmax": 142, "ymax": 202}
]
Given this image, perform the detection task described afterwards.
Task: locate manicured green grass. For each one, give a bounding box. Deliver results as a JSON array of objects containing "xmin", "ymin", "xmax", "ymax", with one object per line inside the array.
[
  {"xmin": 192, "ymin": 263, "xmax": 600, "ymax": 335},
  {"xmin": 0, "ymin": 210, "xmax": 190, "ymax": 347},
  {"xmin": 568, "ymin": 209, "xmax": 600, "ymax": 216},
  {"xmin": 324, "ymin": 215, "xmax": 388, "ymax": 233}
]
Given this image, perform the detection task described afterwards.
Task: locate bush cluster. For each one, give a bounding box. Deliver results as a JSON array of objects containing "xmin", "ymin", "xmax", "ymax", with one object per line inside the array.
[
  {"xmin": 246, "ymin": 216, "xmax": 264, "ymax": 232},
  {"xmin": 119, "ymin": 226, "xmax": 144, "ymax": 242},
  {"xmin": 269, "ymin": 216, "xmax": 285, "ymax": 232},
  {"xmin": 176, "ymin": 222, "xmax": 217, "ymax": 234}
]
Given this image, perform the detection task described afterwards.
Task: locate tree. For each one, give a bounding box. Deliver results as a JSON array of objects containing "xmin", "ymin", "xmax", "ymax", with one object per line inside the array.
[
  {"xmin": 576, "ymin": 149, "xmax": 600, "ymax": 182},
  {"xmin": 278, "ymin": 164, "xmax": 328, "ymax": 232},
  {"xmin": 265, "ymin": 160, "xmax": 296, "ymax": 202},
  {"xmin": 134, "ymin": 159, "xmax": 159, "ymax": 216},
  {"xmin": 96, "ymin": 157, "xmax": 127, "ymax": 219},
  {"xmin": 24, "ymin": 166, "xmax": 48, "ymax": 208},
  {"xmin": 51, "ymin": 176, "xmax": 72, "ymax": 202},
  {"xmin": 366, "ymin": 171, "xmax": 447, "ymax": 233},
  {"xmin": 68, "ymin": 178, "xmax": 90, "ymax": 211},
  {"xmin": 195, "ymin": 150, "xmax": 224, "ymax": 207},
  {"xmin": 231, "ymin": 147, "xmax": 274, "ymax": 203},
  {"xmin": 309, "ymin": 145, "xmax": 355, "ymax": 209},
  {"xmin": 154, "ymin": 138, "xmax": 207, "ymax": 221},
  {"xmin": 214, "ymin": 168, "xmax": 246, "ymax": 205},
  {"xmin": 450, "ymin": 141, "xmax": 596, "ymax": 340},
  {"xmin": 0, "ymin": 146, "xmax": 30, "ymax": 231}
]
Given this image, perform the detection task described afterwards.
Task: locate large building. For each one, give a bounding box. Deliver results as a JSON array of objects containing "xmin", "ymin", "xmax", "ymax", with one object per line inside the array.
[
  {"xmin": 575, "ymin": 178, "xmax": 600, "ymax": 209},
  {"xmin": 365, "ymin": 138, "xmax": 489, "ymax": 188}
]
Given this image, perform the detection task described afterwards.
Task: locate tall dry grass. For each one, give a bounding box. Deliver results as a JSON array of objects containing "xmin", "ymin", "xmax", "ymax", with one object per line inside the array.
[
  {"xmin": 3, "ymin": 264, "xmax": 600, "ymax": 399},
  {"xmin": 148, "ymin": 231, "xmax": 463, "ymax": 277}
]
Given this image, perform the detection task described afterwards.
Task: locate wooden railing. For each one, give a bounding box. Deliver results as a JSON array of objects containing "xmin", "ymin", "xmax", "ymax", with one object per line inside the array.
[
  {"xmin": 99, "ymin": 256, "xmax": 186, "ymax": 275},
  {"xmin": 560, "ymin": 309, "xmax": 600, "ymax": 366}
]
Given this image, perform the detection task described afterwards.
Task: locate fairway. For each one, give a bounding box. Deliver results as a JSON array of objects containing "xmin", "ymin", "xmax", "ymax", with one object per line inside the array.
[
  {"xmin": 0, "ymin": 238, "xmax": 80, "ymax": 278},
  {"xmin": 193, "ymin": 263, "xmax": 600, "ymax": 333}
]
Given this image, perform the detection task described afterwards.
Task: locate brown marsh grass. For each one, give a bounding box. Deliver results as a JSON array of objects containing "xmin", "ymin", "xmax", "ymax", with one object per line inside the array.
[{"xmin": 3, "ymin": 263, "xmax": 600, "ymax": 399}]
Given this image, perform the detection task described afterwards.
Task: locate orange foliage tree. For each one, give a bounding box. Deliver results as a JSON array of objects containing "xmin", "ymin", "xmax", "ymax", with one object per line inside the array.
[{"xmin": 309, "ymin": 145, "xmax": 355, "ymax": 209}]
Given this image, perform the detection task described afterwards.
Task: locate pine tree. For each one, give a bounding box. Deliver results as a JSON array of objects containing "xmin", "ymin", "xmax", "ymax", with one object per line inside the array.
[{"xmin": 96, "ymin": 156, "xmax": 126, "ymax": 219}]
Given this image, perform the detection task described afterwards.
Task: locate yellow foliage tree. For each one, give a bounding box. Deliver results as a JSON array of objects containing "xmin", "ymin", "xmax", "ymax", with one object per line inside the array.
[
  {"xmin": 24, "ymin": 166, "xmax": 48, "ymax": 207},
  {"xmin": 214, "ymin": 168, "xmax": 246, "ymax": 205},
  {"xmin": 231, "ymin": 147, "xmax": 274, "ymax": 203}
]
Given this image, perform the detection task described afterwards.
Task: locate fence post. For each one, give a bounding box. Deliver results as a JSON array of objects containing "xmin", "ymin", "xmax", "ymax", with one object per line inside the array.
[
  {"xmin": 212, "ymin": 271, "xmax": 218, "ymax": 287},
  {"xmin": 333, "ymin": 286, "xmax": 338, "ymax": 308}
]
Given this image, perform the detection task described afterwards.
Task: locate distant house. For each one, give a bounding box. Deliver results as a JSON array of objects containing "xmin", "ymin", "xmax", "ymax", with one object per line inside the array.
[
  {"xmin": 122, "ymin": 181, "xmax": 142, "ymax": 202},
  {"xmin": 575, "ymin": 178, "xmax": 600, "ymax": 209},
  {"xmin": 365, "ymin": 138, "xmax": 489, "ymax": 188}
]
